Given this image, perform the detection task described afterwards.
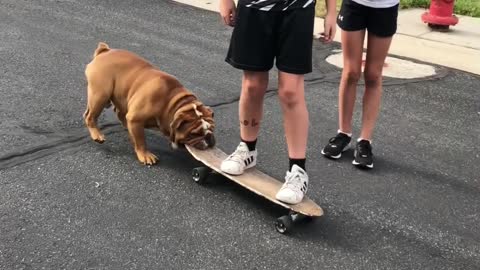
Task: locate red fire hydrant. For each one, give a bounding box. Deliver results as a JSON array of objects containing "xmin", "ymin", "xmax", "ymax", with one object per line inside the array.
[{"xmin": 421, "ymin": 0, "xmax": 459, "ymax": 31}]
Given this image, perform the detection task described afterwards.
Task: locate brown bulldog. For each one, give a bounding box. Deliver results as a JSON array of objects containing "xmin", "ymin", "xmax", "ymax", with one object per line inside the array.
[{"xmin": 83, "ymin": 42, "xmax": 215, "ymax": 165}]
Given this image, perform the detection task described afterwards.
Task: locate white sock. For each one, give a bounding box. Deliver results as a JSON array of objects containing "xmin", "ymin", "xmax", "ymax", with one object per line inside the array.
[
  {"xmin": 338, "ymin": 129, "xmax": 352, "ymax": 137},
  {"xmin": 357, "ymin": 137, "xmax": 372, "ymax": 144}
]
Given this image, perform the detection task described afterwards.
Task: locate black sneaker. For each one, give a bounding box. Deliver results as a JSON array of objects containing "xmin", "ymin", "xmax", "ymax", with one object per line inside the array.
[
  {"xmin": 321, "ymin": 132, "xmax": 352, "ymax": 159},
  {"xmin": 352, "ymin": 140, "xmax": 374, "ymax": 169}
]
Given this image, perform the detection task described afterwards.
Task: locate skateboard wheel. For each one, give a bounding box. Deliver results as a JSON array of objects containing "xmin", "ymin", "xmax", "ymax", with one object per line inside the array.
[
  {"xmin": 192, "ymin": 167, "xmax": 211, "ymax": 184},
  {"xmin": 274, "ymin": 215, "xmax": 293, "ymax": 234}
]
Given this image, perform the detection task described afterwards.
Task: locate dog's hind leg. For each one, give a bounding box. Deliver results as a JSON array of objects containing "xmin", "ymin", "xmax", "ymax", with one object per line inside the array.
[{"xmin": 84, "ymin": 84, "xmax": 110, "ymax": 143}]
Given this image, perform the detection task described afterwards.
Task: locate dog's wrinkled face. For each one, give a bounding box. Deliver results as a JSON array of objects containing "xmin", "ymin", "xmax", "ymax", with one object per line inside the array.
[{"xmin": 170, "ymin": 102, "xmax": 215, "ymax": 150}]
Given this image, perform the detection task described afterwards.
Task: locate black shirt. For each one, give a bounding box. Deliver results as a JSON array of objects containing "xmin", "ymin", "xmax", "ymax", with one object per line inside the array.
[{"xmin": 238, "ymin": 0, "xmax": 316, "ymax": 11}]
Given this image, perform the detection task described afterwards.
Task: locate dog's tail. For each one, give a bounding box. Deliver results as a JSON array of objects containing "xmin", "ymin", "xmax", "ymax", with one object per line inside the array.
[{"xmin": 93, "ymin": 42, "xmax": 110, "ymax": 58}]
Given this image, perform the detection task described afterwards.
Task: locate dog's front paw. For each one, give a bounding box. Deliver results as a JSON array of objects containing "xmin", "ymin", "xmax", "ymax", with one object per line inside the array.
[
  {"xmin": 94, "ymin": 136, "xmax": 106, "ymax": 144},
  {"xmin": 136, "ymin": 151, "xmax": 158, "ymax": 166},
  {"xmin": 90, "ymin": 131, "xmax": 106, "ymax": 144}
]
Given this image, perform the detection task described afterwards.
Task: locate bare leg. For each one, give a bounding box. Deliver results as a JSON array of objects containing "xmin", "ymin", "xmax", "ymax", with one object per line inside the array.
[
  {"xmin": 220, "ymin": 71, "xmax": 268, "ymax": 175},
  {"xmin": 239, "ymin": 71, "xmax": 269, "ymax": 141},
  {"xmin": 338, "ymin": 30, "xmax": 366, "ymax": 134},
  {"xmin": 278, "ymin": 71, "xmax": 308, "ymax": 159},
  {"xmin": 360, "ymin": 33, "xmax": 393, "ymax": 141}
]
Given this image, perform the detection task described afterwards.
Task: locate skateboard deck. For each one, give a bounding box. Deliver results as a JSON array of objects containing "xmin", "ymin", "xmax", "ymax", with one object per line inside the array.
[{"xmin": 186, "ymin": 145, "xmax": 323, "ymax": 233}]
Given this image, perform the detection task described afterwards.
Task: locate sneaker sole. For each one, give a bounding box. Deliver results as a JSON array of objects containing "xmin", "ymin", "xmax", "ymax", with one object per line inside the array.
[
  {"xmin": 221, "ymin": 162, "xmax": 257, "ymax": 175},
  {"xmin": 275, "ymin": 188, "xmax": 306, "ymax": 204},
  {"xmin": 321, "ymin": 143, "xmax": 351, "ymax": 159},
  {"xmin": 352, "ymin": 159, "xmax": 374, "ymax": 169}
]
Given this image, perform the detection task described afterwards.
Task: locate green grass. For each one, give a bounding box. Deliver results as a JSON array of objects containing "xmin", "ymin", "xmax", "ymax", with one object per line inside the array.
[
  {"xmin": 315, "ymin": 0, "xmax": 480, "ymax": 18},
  {"xmin": 314, "ymin": 1, "xmax": 342, "ymax": 18},
  {"xmin": 452, "ymin": 0, "xmax": 480, "ymax": 17}
]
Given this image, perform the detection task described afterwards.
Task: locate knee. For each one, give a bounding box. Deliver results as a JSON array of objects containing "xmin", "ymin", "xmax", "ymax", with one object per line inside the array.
[
  {"xmin": 278, "ymin": 87, "xmax": 301, "ymax": 108},
  {"xmin": 343, "ymin": 70, "xmax": 362, "ymax": 85},
  {"xmin": 243, "ymin": 77, "xmax": 267, "ymax": 99},
  {"xmin": 364, "ymin": 71, "xmax": 382, "ymax": 88}
]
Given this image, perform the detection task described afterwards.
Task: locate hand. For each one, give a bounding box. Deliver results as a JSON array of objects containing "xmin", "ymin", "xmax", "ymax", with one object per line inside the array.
[
  {"xmin": 219, "ymin": 0, "xmax": 236, "ymax": 27},
  {"xmin": 320, "ymin": 13, "xmax": 337, "ymax": 43}
]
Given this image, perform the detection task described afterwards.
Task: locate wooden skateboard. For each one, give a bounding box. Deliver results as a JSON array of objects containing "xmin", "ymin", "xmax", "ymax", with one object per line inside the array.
[{"xmin": 186, "ymin": 145, "xmax": 324, "ymax": 234}]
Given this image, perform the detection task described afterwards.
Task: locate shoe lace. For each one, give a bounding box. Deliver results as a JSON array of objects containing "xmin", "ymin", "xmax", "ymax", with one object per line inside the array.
[
  {"xmin": 284, "ymin": 171, "xmax": 304, "ymax": 191},
  {"xmin": 358, "ymin": 141, "xmax": 372, "ymax": 156},
  {"xmin": 329, "ymin": 134, "xmax": 345, "ymax": 145},
  {"xmin": 227, "ymin": 147, "xmax": 249, "ymax": 164}
]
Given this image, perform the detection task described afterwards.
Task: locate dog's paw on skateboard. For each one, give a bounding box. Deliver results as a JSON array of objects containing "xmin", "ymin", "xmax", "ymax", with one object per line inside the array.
[{"xmin": 136, "ymin": 151, "xmax": 158, "ymax": 165}]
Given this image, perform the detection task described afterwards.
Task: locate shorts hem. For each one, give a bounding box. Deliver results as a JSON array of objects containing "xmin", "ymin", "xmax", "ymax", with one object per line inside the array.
[
  {"xmin": 367, "ymin": 30, "xmax": 397, "ymax": 38},
  {"xmin": 225, "ymin": 58, "xmax": 273, "ymax": 72},
  {"xmin": 339, "ymin": 23, "xmax": 396, "ymax": 37},
  {"xmin": 338, "ymin": 23, "xmax": 366, "ymax": 32},
  {"xmin": 276, "ymin": 64, "xmax": 311, "ymax": 75}
]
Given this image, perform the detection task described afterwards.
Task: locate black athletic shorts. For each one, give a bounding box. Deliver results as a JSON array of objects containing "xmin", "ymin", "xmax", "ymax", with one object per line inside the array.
[
  {"xmin": 337, "ymin": 0, "xmax": 399, "ymax": 37},
  {"xmin": 225, "ymin": 5, "xmax": 315, "ymax": 75}
]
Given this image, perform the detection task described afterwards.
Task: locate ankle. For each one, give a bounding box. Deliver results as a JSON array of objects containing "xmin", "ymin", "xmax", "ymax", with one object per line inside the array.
[
  {"xmin": 338, "ymin": 129, "xmax": 352, "ymax": 137},
  {"xmin": 241, "ymin": 138, "xmax": 257, "ymax": 151},
  {"xmin": 289, "ymin": 158, "xmax": 306, "ymax": 171}
]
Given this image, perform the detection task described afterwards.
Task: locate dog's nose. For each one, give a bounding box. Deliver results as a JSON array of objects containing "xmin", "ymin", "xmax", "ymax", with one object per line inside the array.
[{"xmin": 205, "ymin": 133, "xmax": 215, "ymax": 147}]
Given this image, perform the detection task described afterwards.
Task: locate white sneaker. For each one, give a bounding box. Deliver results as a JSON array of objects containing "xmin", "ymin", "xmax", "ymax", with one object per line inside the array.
[
  {"xmin": 275, "ymin": 165, "xmax": 308, "ymax": 204},
  {"xmin": 220, "ymin": 142, "xmax": 257, "ymax": 175}
]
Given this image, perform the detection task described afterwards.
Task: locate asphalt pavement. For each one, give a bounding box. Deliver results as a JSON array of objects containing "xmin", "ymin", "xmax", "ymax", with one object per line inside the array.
[{"xmin": 0, "ymin": 0, "xmax": 479, "ymax": 269}]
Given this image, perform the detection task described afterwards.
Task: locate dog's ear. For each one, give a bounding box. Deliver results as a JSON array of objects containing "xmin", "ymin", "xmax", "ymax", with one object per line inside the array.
[
  {"xmin": 205, "ymin": 106, "xmax": 214, "ymax": 118},
  {"xmin": 169, "ymin": 103, "xmax": 197, "ymax": 141},
  {"xmin": 169, "ymin": 112, "xmax": 186, "ymax": 142},
  {"xmin": 197, "ymin": 104, "xmax": 214, "ymax": 118}
]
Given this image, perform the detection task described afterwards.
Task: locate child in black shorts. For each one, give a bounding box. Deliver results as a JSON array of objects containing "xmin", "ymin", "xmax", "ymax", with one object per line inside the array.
[
  {"xmin": 219, "ymin": 0, "xmax": 337, "ymax": 204},
  {"xmin": 321, "ymin": 0, "xmax": 399, "ymax": 169}
]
